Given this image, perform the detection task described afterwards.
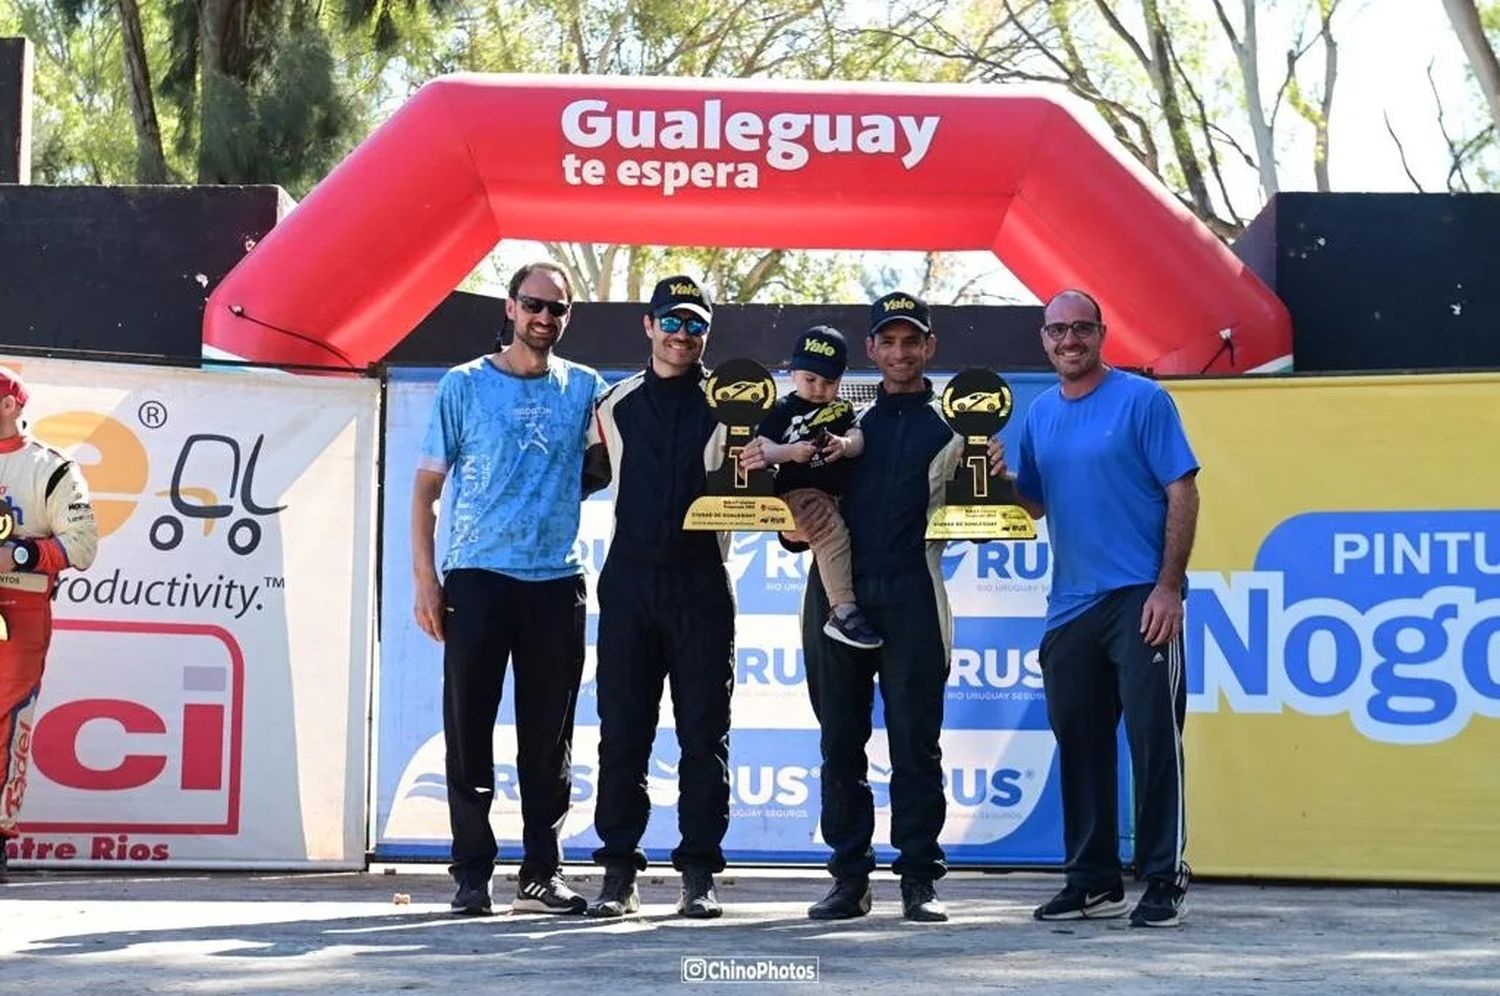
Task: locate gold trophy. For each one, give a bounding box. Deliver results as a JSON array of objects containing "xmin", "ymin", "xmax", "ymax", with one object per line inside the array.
[
  {"xmin": 926, "ymin": 368, "xmax": 1037, "ymax": 541},
  {"xmin": 683, "ymin": 358, "xmax": 795, "ymax": 531}
]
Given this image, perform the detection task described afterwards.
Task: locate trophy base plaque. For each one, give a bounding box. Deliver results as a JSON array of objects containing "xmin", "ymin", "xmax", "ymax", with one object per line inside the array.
[
  {"xmin": 926, "ymin": 503, "xmax": 1036, "ymax": 540},
  {"xmin": 684, "ymin": 495, "xmax": 795, "ymax": 531}
]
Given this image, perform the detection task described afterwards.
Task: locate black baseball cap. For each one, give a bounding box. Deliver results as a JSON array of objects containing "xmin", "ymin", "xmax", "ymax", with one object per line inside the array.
[
  {"xmin": 789, "ymin": 326, "xmax": 847, "ymax": 380},
  {"xmin": 868, "ymin": 290, "xmax": 932, "ymax": 337},
  {"xmin": 649, "ymin": 275, "xmax": 713, "ymax": 322}
]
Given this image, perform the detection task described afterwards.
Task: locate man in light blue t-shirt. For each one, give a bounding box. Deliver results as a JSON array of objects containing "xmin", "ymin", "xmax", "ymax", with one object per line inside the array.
[
  {"xmin": 411, "ymin": 261, "xmax": 608, "ymax": 918},
  {"xmin": 995, "ymin": 288, "xmax": 1201, "ymax": 929}
]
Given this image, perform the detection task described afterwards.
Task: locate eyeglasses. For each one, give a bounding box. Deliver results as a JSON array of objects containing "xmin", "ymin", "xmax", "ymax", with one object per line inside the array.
[
  {"xmin": 516, "ymin": 294, "xmax": 570, "ymax": 318},
  {"xmin": 1042, "ymin": 320, "xmax": 1103, "ymax": 341},
  {"xmin": 658, "ymin": 315, "xmax": 710, "ymax": 336}
]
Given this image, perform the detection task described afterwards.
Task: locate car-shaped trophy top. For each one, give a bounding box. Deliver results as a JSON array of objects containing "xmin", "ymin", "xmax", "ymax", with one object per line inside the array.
[
  {"xmin": 705, "ymin": 358, "xmax": 778, "ymax": 427},
  {"xmin": 941, "ymin": 368, "xmax": 1014, "ymax": 438}
]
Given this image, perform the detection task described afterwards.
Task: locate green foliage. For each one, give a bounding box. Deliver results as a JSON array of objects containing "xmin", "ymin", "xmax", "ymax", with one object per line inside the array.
[
  {"xmin": 0, "ymin": 0, "xmax": 439, "ymax": 191},
  {"xmin": 196, "ymin": 31, "xmax": 359, "ymax": 189},
  {"xmin": 2, "ymin": 0, "xmax": 182, "ymax": 182}
]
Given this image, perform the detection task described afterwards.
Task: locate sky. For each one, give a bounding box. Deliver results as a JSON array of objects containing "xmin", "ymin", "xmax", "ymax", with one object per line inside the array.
[
  {"xmin": 1309, "ymin": 0, "xmax": 1478, "ymax": 192},
  {"xmin": 471, "ymin": 1, "xmax": 1489, "ymax": 306}
]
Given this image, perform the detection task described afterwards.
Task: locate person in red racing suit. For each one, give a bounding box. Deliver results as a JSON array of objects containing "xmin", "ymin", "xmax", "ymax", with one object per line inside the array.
[{"xmin": 0, "ymin": 367, "xmax": 99, "ymax": 882}]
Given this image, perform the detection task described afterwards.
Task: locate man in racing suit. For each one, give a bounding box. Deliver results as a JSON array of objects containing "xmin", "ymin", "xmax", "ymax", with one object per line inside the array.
[
  {"xmin": 581, "ymin": 275, "xmax": 734, "ymax": 920},
  {"xmin": 741, "ymin": 292, "xmax": 981, "ymax": 923},
  {"xmin": 0, "ymin": 367, "xmax": 100, "ymax": 882}
]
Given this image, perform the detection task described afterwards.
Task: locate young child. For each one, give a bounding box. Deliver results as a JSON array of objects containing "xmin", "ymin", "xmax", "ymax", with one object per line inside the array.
[{"xmin": 751, "ymin": 326, "xmax": 881, "ymax": 649}]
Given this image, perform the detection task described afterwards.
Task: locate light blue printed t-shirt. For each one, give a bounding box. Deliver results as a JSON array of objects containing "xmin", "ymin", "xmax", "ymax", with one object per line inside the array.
[
  {"xmin": 1015, "ymin": 368, "xmax": 1200, "ymax": 630},
  {"xmin": 420, "ymin": 355, "xmax": 607, "ymax": 581}
]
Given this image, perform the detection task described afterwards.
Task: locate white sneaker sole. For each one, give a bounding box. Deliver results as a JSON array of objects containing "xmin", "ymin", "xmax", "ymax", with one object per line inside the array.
[
  {"xmin": 822, "ymin": 620, "xmax": 883, "ymax": 649},
  {"xmin": 1085, "ymin": 900, "xmax": 1129, "ymax": 918},
  {"xmin": 449, "ymin": 903, "xmax": 493, "ymax": 916},
  {"xmin": 512, "ymin": 897, "xmax": 587, "ymax": 914},
  {"xmin": 1036, "ymin": 899, "xmax": 1128, "ymax": 920}
]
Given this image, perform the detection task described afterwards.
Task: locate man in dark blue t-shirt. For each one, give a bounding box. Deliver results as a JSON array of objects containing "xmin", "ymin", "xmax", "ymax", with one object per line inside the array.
[{"xmin": 996, "ymin": 288, "xmax": 1201, "ymax": 928}]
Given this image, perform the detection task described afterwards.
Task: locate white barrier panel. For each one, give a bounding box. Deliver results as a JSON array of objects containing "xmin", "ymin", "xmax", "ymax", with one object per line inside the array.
[{"xmin": 5, "ymin": 356, "xmax": 378, "ymax": 869}]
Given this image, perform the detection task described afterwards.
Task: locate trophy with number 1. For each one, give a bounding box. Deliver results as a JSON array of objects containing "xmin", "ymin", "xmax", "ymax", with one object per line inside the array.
[
  {"xmin": 683, "ymin": 358, "xmax": 795, "ymax": 532},
  {"xmin": 925, "ymin": 368, "xmax": 1037, "ymax": 541}
]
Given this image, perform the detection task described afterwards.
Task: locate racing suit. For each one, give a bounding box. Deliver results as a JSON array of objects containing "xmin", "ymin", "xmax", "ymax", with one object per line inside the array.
[
  {"xmin": 797, "ymin": 382, "xmax": 962, "ymax": 882},
  {"xmin": 582, "ymin": 363, "xmax": 735, "ymax": 873},
  {"xmin": 0, "ymin": 435, "xmax": 99, "ymax": 840}
]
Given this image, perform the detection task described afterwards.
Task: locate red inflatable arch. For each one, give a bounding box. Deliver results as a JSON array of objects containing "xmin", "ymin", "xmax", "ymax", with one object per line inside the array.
[{"xmin": 203, "ymin": 74, "xmax": 1291, "ymax": 373}]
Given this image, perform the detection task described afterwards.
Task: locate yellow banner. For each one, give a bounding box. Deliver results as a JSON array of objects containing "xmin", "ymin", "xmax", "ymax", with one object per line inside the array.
[{"xmin": 1170, "ymin": 373, "xmax": 1500, "ymax": 883}]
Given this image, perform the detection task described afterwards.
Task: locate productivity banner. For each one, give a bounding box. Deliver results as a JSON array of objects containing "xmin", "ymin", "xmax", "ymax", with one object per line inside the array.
[{"xmin": 7, "ymin": 356, "xmax": 379, "ymax": 870}]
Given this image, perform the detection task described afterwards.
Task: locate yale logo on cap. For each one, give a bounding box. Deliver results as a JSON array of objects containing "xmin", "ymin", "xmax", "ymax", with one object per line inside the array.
[
  {"xmin": 883, "ymin": 297, "xmax": 916, "ymax": 312},
  {"xmin": 802, "ymin": 338, "xmax": 837, "ymax": 357},
  {"xmin": 670, "ymin": 282, "xmax": 702, "ymax": 298}
]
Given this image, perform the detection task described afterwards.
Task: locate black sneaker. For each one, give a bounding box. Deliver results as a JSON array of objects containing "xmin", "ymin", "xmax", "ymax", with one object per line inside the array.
[
  {"xmin": 587, "ymin": 866, "xmax": 640, "ymax": 918},
  {"xmin": 1129, "ymin": 879, "xmax": 1186, "ymax": 928},
  {"xmin": 807, "ymin": 878, "xmax": 872, "ymax": 920},
  {"xmin": 513, "ymin": 872, "xmax": 588, "ymax": 915},
  {"xmin": 900, "ymin": 877, "xmax": 948, "ymax": 922},
  {"xmin": 449, "ymin": 879, "xmax": 493, "ymax": 916},
  {"xmin": 823, "ymin": 608, "xmax": 883, "ymax": 649},
  {"xmin": 677, "ymin": 867, "xmax": 722, "ymax": 919},
  {"xmin": 1033, "ymin": 882, "xmax": 1127, "ymax": 921}
]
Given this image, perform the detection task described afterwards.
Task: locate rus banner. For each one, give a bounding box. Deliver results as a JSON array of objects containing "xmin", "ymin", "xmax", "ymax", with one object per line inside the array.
[
  {"xmin": 6, "ymin": 356, "xmax": 378, "ymax": 870},
  {"xmin": 374, "ymin": 368, "xmax": 1109, "ymax": 869}
]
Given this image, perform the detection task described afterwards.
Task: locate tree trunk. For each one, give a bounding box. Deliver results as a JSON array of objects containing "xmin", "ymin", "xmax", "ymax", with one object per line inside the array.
[
  {"xmin": 735, "ymin": 249, "xmax": 786, "ymax": 301},
  {"xmin": 626, "ymin": 246, "xmax": 645, "ymax": 302},
  {"xmin": 117, "ymin": 0, "xmax": 170, "ymax": 183},
  {"xmin": 1313, "ymin": 1, "xmax": 1338, "ymax": 192},
  {"xmin": 1239, "ymin": 1, "xmax": 1278, "ymax": 196},
  {"xmin": 596, "ymin": 243, "xmax": 618, "ymax": 301},
  {"xmin": 197, "ymin": 0, "xmax": 234, "ymax": 182},
  {"xmin": 1442, "ymin": 0, "xmax": 1500, "ymax": 138},
  {"xmin": 1140, "ymin": 0, "xmax": 1213, "ymax": 219}
]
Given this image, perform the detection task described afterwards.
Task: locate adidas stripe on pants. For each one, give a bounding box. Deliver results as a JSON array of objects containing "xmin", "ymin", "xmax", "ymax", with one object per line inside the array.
[{"xmin": 1038, "ymin": 583, "xmax": 1187, "ymax": 889}]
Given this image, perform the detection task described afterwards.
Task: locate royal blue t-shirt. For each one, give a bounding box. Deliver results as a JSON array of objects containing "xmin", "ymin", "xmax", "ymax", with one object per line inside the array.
[
  {"xmin": 1015, "ymin": 368, "xmax": 1200, "ymax": 630},
  {"xmin": 420, "ymin": 355, "xmax": 607, "ymax": 581}
]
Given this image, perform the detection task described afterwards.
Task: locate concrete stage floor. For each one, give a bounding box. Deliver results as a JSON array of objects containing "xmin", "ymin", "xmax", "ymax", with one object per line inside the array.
[{"xmin": 2, "ymin": 865, "xmax": 1496, "ymax": 994}]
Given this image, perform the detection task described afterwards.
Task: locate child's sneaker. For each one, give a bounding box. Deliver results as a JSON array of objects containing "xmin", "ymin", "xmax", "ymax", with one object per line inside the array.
[{"xmin": 823, "ymin": 607, "xmax": 883, "ymax": 649}]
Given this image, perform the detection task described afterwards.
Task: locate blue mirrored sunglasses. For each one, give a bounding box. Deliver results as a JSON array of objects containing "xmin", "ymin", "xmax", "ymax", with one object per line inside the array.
[{"xmin": 658, "ymin": 315, "xmax": 710, "ymax": 336}]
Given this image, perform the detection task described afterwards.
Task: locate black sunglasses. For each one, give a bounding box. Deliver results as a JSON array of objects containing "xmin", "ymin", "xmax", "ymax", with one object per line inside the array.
[
  {"xmin": 516, "ymin": 294, "xmax": 570, "ymax": 318},
  {"xmin": 1042, "ymin": 320, "xmax": 1104, "ymax": 341}
]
